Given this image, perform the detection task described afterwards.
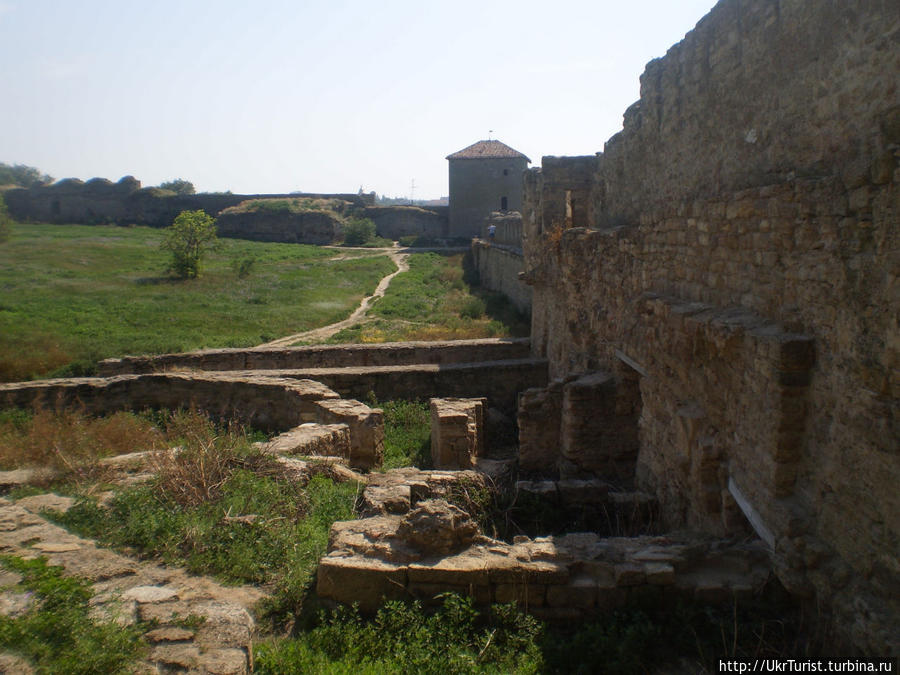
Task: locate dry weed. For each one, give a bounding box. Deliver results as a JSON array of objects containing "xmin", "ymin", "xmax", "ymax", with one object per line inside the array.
[
  {"xmin": 150, "ymin": 410, "xmax": 281, "ymax": 507},
  {"xmin": 0, "ymin": 406, "xmax": 164, "ymax": 484},
  {"xmin": 0, "ymin": 334, "xmax": 73, "ymax": 382}
]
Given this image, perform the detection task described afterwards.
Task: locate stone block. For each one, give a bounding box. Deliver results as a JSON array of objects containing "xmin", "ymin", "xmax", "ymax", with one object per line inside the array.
[
  {"xmin": 545, "ymin": 575, "xmax": 598, "ymax": 608},
  {"xmin": 495, "ymin": 583, "xmax": 546, "ymax": 607},
  {"xmin": 316, "ymin": 555, "xmax": 408, "ymax": 613},
  {"xmin": 430, "ymin": 397, "xmax": 486, "ymax": 469}
]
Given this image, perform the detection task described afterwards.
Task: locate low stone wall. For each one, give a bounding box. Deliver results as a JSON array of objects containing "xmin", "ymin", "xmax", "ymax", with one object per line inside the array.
[
  {"xmin": 318, "ymin": 470, "xmax": 771, "ymax": 618},
  {"xmin": 429, "ymin": 398, "xmax": 485, "ymax": 469},
  {"xmin": 98, "ymin": 338, "xmax": 532, "ymax": 376},
  {"xmin": 471, "ymin": 241, "xmax": 531, "ymax": 314},
  {"xmin": 224, "ymin": 359, "xmax": 547, "ymax": 416},
  {"xmin": 0, "ymin": 373, "xmax": 384, "ymax": 470}
]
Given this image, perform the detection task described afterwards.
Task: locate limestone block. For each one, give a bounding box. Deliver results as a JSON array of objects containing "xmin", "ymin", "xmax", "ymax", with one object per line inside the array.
[
  {"xmin": 314, "ymin": 399, "xmax": 384, "ymax": 470},
  {"xmin": 546, "ymin": 575, "xmax": 598, "ymax": 608},
  {"xmin": 259, "ymin": 423, "xmax": 351, "ymax": 458},
  {"xmin": 430, "ymin": 398, "xmax": 486, "ymax": 469},
  {"xmin": 316, "ymin": 555, "xmax": 408, "ymax": 613},
  {"xmin": 495, "ymin": 583, "xmax": 546, "ymax": 607}
]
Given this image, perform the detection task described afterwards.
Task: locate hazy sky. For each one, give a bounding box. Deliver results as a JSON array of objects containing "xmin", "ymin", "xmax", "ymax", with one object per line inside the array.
[{"xmin": 1, "ymin": 0, "xmax": 717, "ymax": 198}]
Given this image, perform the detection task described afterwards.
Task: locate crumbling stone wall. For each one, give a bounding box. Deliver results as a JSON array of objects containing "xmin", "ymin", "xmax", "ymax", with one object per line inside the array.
[
  {"xmin": 520, "ymin": 0, "xmax": 899, "ymax": 654},
  {"xmin": 0, "ymin": 373, "xmax": 384, "ymax": 469}
]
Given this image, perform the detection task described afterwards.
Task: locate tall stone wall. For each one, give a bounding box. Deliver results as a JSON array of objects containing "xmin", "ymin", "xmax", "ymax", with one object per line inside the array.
[
  {"xmin": 363, "ymin": 205, "xmax": 448, "ymax": 240},
  {"xmin": 521, "ymin": 0, "xmax": 899, "ymax": 654},
  {"xmin": 470, "ymin": 241, "xmax": 531, "ymax": 315},
  {"xmin": 590, "ymin": 0, "xmax": 899, "ymax": 228}
]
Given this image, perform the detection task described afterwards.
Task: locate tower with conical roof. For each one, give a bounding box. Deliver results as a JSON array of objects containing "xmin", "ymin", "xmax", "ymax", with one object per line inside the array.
[{"xmin": 446, "ymin": 139, "xmax": 530, "ymax": 238}]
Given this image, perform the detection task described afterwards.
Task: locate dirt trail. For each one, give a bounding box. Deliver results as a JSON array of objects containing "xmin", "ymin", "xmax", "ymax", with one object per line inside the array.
[{"xmin": 257, "ymin": 247, "xmax": 409, "ymax": 348}]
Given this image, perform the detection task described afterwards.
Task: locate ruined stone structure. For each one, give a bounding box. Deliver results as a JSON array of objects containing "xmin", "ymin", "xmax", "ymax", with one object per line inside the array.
[
  {"xmin": 515, "ymin": 0, "xmax": 898, "ymax": 654},
  {"xmin": 446, "ymin": 140, "xmax": 530, "ymax": 238}
]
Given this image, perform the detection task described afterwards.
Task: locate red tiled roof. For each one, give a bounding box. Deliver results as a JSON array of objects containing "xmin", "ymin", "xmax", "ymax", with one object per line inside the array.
[{"xmin": 446, "ymin": 140, "xmax": 530, "ymax": 162}]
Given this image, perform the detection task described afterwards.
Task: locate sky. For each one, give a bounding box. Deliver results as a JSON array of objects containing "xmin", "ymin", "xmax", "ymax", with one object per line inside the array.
[{"xmin": 0, "ymin": 0, "xmax": 718, "ymax": 199}]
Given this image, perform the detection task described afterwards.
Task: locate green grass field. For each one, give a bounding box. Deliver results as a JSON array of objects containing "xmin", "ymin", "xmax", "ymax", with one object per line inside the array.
[
  {"xmin": 0, "ymin": 223, "xmax": 395, "ymax": 381},
  {"xmin": 323, "ymin": 252, "xmax": 530, "ymax": 344}
]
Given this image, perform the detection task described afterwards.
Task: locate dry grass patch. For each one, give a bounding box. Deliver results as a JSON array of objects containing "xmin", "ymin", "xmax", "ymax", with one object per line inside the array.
[{"xmin": 0, "ymin": 406, "xmax": 164, "ymax": 485}]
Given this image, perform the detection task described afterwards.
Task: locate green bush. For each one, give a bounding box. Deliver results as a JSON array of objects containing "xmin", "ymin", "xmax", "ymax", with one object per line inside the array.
[
  {"xmin": 255, "ymin": 595, "xmax": 544, "ymax": 674},
  {"xmin": 460, "ymin": 297, "xmax": 486, "ymax": 319},
  {"xmin": 342, "ymin": 217, "xmax": 376, "ymax": 246},
  {"xmin": 161, "ymin": 209, "xmax": 218, "ymax": 279}
]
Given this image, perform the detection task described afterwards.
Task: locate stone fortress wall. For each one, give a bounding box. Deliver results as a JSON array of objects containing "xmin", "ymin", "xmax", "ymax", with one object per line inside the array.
[
  {"xmin": 517, "ymin": 0, "xmax": 898, "ymax": 654},
  {"xmin": 471, "ymin": 211, "xmax": 532, "ymax": 315},
  {"xmin": 4, "ymin": 178, "xmax": 448, "ymax": 243}
]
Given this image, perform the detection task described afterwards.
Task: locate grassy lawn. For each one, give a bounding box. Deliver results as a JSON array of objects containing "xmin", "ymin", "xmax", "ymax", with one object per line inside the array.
[
  {"xmin": 322, "ymin": 252, "xmax": 530, "ymax": 344},
  {"xmin": 0, "ymin": 223, "xmax": 395, "ymax": 381}
]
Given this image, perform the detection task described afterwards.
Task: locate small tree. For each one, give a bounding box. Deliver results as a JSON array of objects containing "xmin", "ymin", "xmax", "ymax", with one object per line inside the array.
[
  {"xmin": 162, "ymin": 210, "xmax": 217, "ymax": 279},
  {"xmin": 0, "ymin": 194, "xmax": 12, "ymax": 243},
  {"xmin": 158, "ymin": 179, "xmax": 195, "ymax": 195},
  {"xmin": 343, "ymin": 217, "xmax": 376, "ymax": 246}
]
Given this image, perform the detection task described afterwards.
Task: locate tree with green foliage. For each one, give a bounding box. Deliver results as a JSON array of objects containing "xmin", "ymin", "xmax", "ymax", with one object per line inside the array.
[
  {"xmin": 158, "ymin": 178, "xmax": 196, "ymax": 195},
  {"xmin": 161, "ymin": 210, "xmax": 218, "ymax": 279},
  {"xmin": 0, "ymin": 194, "xmax": 12, "ymax": 243},
  {"xmin": 0, "ymin": 162, "xmax": 53, "ymax": 188},
  {"xmin": 342, "ymin": 217, "xmax": 376, "ymax": 245}
]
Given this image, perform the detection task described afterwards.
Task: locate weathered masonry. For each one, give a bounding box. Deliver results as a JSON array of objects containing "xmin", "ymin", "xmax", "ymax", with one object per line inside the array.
[{"xmin": 517, "ymin": 0, "xmax": 898, "ymax": 655}]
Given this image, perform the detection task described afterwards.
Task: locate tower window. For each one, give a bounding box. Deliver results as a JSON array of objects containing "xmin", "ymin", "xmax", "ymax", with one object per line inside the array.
[
  {"xmin": 501, "ymin": 196, "xmax": 508, "ymax": 211},
  {"xmin": 503, "ymin": 169, "xmax": 509, "ymax": 176}
]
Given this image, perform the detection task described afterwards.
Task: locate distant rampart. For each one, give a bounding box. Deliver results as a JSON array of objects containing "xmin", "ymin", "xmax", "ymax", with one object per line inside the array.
[{"xmin": 3, "ymin": 177, "xmax": 373, "ymax": 231}]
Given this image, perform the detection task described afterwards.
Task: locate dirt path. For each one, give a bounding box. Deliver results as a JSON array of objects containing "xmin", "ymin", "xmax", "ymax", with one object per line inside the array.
[{"xmin": 257, "ymin": 247, "xmax": 410, "ymax": 348}]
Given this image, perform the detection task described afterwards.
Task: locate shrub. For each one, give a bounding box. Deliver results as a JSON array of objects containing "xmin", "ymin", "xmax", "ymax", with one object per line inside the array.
[
  {"xmin": 161, "ymin": 209, "xmax": 218, "ymax": 279},
  {"xmin": 255, "ymin": 595, "xmax": 544, "ymax": 674},
  {"xmin": 460, "ymin": 297, "xmax": 486, "ymax": 319},
  {"xmin": 158, "ymin": 178, "xmax": 195, "ymax": 195},
  {"xmin": 233, "ymin": 255, "xmax": 256, "ymax": 279},
  {"xmin": 342, "ymin": 217, "xmax": 376, "ymax": 246}
]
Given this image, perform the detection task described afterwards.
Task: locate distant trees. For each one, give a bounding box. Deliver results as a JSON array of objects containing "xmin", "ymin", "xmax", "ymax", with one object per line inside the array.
[
  {"xmin": 158, "ymin": 179, "xmax": 195, "ymax": 195},
  {"xmin": 0, "ymin": 163, "xmax": 53, "ymax": 188},
  {"xmin": 0, "ymin": 195, "xmax": 12, "ymax": 242},
  {"xmin": 161, "ymin": 210, "xmax": 218, "ymax": 279}
]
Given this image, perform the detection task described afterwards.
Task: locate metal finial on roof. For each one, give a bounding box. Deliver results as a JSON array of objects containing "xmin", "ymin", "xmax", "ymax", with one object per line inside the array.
[{"xmin": 488, "ymin": 129, "xmax": 493, "ymax": 140}]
